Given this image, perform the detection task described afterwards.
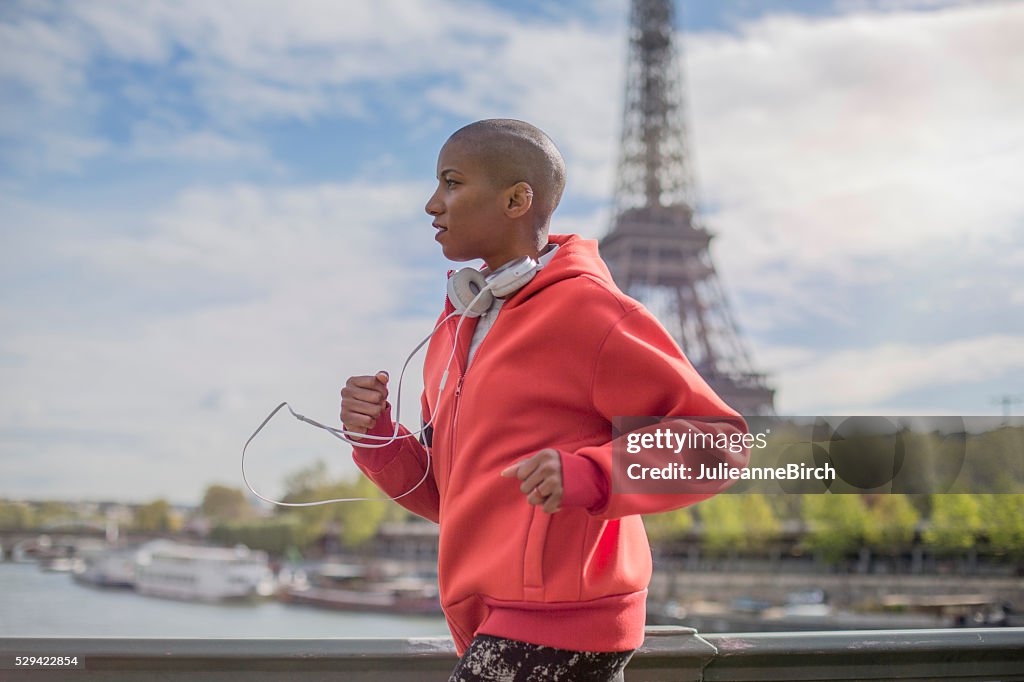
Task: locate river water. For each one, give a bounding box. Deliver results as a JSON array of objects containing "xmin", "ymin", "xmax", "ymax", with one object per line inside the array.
[{"xmin": 0, "ymin": 562, "xmax": 450, "ymax": 639}]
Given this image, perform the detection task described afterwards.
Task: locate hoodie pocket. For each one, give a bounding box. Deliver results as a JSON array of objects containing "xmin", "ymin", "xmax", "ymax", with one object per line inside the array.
[{"xmin": 522, "ymin": 507, "xmax": 550, "ymax": 600}]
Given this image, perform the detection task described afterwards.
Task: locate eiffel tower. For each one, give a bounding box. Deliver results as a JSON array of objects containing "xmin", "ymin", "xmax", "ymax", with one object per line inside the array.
[{"xmin": 600, "ymin": 0, "xmax": 775, "ymax": 415}]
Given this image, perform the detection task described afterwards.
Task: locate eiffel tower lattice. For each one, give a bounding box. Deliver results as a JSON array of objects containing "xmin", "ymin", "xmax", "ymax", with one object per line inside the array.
[{"xmin": 600, "ymin": 0, "xmax": 775, "ymax": 415}]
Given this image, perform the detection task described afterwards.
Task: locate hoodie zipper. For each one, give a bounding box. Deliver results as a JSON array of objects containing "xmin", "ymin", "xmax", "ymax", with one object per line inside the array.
[
  {"xmin": 445, "ymin": 374, "xmax": 465, "ymax": 490},
  {"xmin": 442, "ymin": 298, "xmax": 503, "ymax": 490}
]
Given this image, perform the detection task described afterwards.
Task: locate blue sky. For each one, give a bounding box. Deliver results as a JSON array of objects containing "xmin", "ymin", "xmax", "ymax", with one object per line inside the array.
[{"xmin": 1, "ymin": 0, "xmax": 1022, "ymax": 504}]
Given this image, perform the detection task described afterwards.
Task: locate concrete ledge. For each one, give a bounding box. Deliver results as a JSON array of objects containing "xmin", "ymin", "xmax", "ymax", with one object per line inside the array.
[
  {"xmin": 702, "ymin": 628, "xmax": 1024, "ymax": 682},
  {"xmin": 2, "ymin": 627, "xmax": 1022, "ymax": 681}
]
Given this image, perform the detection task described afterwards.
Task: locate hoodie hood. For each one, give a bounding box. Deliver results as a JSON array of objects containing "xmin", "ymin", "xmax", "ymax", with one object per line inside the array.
[{"xmin": 500, "ymin": 233, "xmax": 616, "ymax": 310}]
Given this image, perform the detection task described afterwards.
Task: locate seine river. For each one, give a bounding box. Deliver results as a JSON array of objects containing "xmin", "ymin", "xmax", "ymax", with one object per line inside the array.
[{"xmin": 0, "ymin": 562, "xmax": 449, "ymax": 639}]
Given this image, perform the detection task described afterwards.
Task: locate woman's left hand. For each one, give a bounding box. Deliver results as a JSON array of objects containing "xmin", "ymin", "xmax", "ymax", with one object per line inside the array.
[{"xmin": 501, "ymin": 449, "xmax": 563, "ymax": 514}]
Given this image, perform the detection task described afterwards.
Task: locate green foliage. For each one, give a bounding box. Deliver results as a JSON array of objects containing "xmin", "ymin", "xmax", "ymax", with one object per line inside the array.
[
  {"xmin": 643, "ymin": 507, "xmax": 693, "ymax": 543},
  {"xmin": 133, "ymin": 499, "xmax": 175, "ymax": 532},
  {"xmin": 754, "ymin": 423, "xmax": 1024, "ymax": 496},
  {"xmin": 281, "ymin": 460, "xmax": 333, "ymax": 504},
  {"xmin": 864, "ymin": 494, "xmax": 920, "ymax": 554},
  {"xmin": 277, "ymin": 461, "xmax": 409, "ymax": 550},
  {"xmin": 0, "ymin": 501, "xmax": 35, "ymax": 529},
  {"xmin": 696, "ymin": 495, "xmax": 745, "ymax": 556},
  {"xmin": 897, "ymin": 426, "xmax": 1024, "ymax": 495},
  {"xmin": 767, "ymin": 494, "xmax": 802, "ymax": 522},
  {"xmin": 696, "ymin": 494, "xmax": 779, "ymax": 555},
  {"xmin": 962, "ymin": 428, "xmax": 1024, "ymax": 494},
  {"xmin": 33, "ymin": 501, "xmax": 74, "ymax": 526},
  {"xmin": 738, "ymin": 494, "xmax": 782, "ymax": 552},
  {"xmin": 201, "ymin": 485, "xmax": 251, "ymax": 523},
  {"xmin": 210, "ymin": 515, "xmax": 318, "ymax": 556},
  {"xmin": 923, "ymin": 494, "xmax": 982, "ymax": 554},
  {"xmin": 288, "ymin": 477, "xmax": 394, "ymax": 547},
  {"xmin": 801, "ymin": 494, "xmax": 868, "ymax": 563},
  {"xmin": 337, "ymin": 477, "xmax": 402, "ymax": 546},
  {"xmin": 978, "ymin": 494, "xmax": 1024, "ymax": 558},
  {"xmin": 210, "ymin": 473, "xmax": 407, "ymax": 555}
]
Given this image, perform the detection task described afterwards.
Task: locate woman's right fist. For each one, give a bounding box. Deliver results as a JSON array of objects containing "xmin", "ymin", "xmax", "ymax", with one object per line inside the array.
[{"xmin": 340, "ymin": 371, "xmax": 389, "ymax": 434}]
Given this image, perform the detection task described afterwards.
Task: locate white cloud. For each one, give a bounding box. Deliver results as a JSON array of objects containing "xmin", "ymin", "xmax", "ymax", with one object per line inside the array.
[
  {"xmin": 22, "ymin": 130, "xmax": 110, "ymax": 174},
  {"xmin": 686, "ymin": 2, "xmax": 1024, "ymax": 301},
  {"xmin": 770, "ymin": 334, "xmax": 1024, "ymax": 412},
  {"xmin": 2, "ymin": 0, "xmax": 628, "ymax": 190},
  {"xmin": 128, "ymin": 126, "xmax": 273, "ymax": 165},
  {"xmin": 552, "ymin": 206, "xmax": 614, "ymax": 242},
  {"xmin": 64, "ymin": 0, "xmax": 514, "ymax": 122},
  {"xmin": 0, "ymin": 178, "xmax": 445, "ymax": 503},
  {"xmin": 0, "ymin": 0, "xmax": 506, "ymax": 170},
  {"xmin": 0, "ymin": 11, "xmax": 90, "ymax": 107},
  {"xmin": 423, "ymin": 20, "xmax": 626, "ymax": 202},
  {"xmin": 836, "ymin": 0, "xmax": 983, "ymax": 13}
]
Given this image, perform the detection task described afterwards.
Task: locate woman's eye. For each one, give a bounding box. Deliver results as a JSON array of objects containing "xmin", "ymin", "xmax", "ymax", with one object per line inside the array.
[{"xmin": 445, "ymin": 178, "xmax": 457, "ymax": 188}]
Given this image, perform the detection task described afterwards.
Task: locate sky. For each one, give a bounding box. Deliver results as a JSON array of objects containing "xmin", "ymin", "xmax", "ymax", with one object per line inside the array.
[{"xmin": 1, "ymin": 0, "xmax": 1022, "ymax": 506}]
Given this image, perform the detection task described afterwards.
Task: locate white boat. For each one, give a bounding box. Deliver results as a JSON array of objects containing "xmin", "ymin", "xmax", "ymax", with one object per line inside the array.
[
  {"xmin": 73, "ymin": 546, "xmax": 140, "ymax": 588},
  {"xmin": 279, "ymin": 561, "xmax": 442, "ymax": 615},
  {"xmin": 40, "ymin": 556, "xmax": 84, "ymax": 573},
  {"xmin": 134, "ymin": 542, "xmax": 276, "ymax": 601}
]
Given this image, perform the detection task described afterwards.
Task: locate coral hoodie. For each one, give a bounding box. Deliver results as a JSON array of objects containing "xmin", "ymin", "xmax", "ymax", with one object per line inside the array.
[{"xmin": 352, "ymin": 233, "xmax": 747, "ymax": 655}]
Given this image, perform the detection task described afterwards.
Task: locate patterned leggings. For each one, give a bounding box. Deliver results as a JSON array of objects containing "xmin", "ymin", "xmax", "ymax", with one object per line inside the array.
[{"xmin": 449, "ymin": 635, "xmax": 634, "ymax": 682}]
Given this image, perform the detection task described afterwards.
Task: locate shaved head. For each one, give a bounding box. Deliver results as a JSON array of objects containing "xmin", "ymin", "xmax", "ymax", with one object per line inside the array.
[{"xmin": 446, "ymin": 119, "xmax": 566, "ymax": 226}]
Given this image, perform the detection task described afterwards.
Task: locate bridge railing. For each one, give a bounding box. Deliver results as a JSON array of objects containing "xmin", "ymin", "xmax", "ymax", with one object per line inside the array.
[{"xmin": 3, "ymin": 626, "xmax": 1023, "ymax": 681}]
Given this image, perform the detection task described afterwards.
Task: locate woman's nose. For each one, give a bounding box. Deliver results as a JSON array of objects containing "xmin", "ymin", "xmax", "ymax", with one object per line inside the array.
[{"xmin": 425, "ymin": 189, "xmax": 443, "ymax": 216}]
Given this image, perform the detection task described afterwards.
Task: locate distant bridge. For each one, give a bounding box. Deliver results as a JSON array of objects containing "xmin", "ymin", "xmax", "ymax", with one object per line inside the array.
[{"xmin": 0, "ymin": 525, "xmax": 175, "ymax": 561}]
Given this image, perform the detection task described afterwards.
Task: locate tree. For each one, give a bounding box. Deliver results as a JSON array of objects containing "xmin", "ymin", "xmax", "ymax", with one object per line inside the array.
[
  {"xmin": 697, "ymin": 495, "xmax": 745, "ymax": 557},
  {"xmin": 210, "ymin": 515, "xmax": 318, "ymax": 556},
  {"xmin": 962, "ymin": 427, "xmax": 1024, "ymax": 494},
  {"xmin": 923, "ymin": 494, "xmax": 982, "ymax": 555},
  {"xmin": 864, "ymin": 494, "xmax": 920, "ymax": 555},
  {"xmin": 281, "ymin": 460, "xmax": 333, "ymax": 505},
  {"xmin": 801, "ymin": 494, "xmax": 868, "ymax": 564},
  {"xmin": 737, "ymin": 494, "xmax": 781, "ymax": 553},
  {"xmin": 0, "ymin": 501, "xmax": 34, "ymax": 529},
  {"xmin": 643, "ymin": 508, "xmax": 693, "ymax": 544},
  {"xmin": 334, "ymin": 477, "xmax": 398, "ymax": 547},
  {"xmin": 134, "ymin": 499, "xmax": 176, "ymax": 532},
  {"xmin": 201, "ymin": 485, "xmax": 251, "ymax": 522},
  {"xmin": 33, "ymin": 501, "xmax": 74, "ymax": 527},
  {"xmin": 694, "ymin": 494, "xmax": 782, "ymax": 555},
  {"xmin": 279, "ymin": 460, "xmax": 409, "ymax": 551},
  {"xmin": 978, "ymin": 494, "xmax": 1024, "ymax": 558}
]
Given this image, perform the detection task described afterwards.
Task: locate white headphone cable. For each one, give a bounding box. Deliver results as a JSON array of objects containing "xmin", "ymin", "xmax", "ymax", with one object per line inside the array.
[{"xmin": 241, "ymin": 281, "xmax": 492, "ymax": 507}]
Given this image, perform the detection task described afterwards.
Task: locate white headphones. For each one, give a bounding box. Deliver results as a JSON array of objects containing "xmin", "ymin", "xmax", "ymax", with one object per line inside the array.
[{"xmin": 446, "ymin": 255, "xmax": 541, "ymax": 318}]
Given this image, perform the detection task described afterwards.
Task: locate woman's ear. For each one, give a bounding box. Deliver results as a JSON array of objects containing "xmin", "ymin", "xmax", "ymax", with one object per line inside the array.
[{"xmin": 504, "ymin": 181, "xmax": 534, "ymax": 218}]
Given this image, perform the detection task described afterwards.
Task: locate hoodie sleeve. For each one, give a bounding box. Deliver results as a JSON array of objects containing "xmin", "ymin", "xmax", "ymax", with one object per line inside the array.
[
  {"xmin": 351, "ymin": 394, "xmax": 440, "ymax": 523},
  {"xmin": 560, "ymin": 305, "xmax": 749, "ymax": 519}
]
